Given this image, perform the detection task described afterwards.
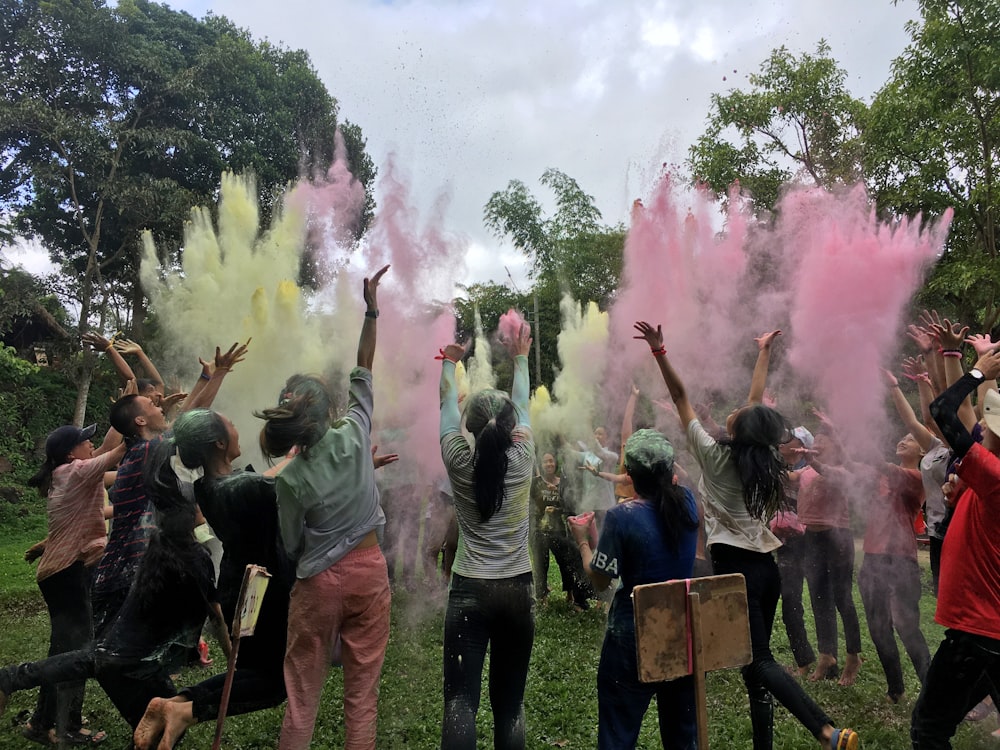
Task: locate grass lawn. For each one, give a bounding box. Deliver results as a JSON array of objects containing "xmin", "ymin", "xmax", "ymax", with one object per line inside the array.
[{"xmin": 0, "ymin": 522, "xmax": 996, "ymax": 749}]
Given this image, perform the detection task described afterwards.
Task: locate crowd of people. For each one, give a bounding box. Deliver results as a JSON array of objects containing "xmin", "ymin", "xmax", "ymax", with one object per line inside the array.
[{"xmin": 0, "ymin": 283, "xmax": 998, "ymax": 750}]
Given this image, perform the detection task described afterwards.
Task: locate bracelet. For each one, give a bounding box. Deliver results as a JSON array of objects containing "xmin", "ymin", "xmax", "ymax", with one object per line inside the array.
[
  {"xmin": 578, "ymin": 540, "xmax": 590, "ymax": 550},
  {"xmin": 942, "ymin": 350, "xmax": 963, "ymax": 358},
  {"xmin": 105, "ymin": 344, "xmax": 114, "ymax": 352},
  {"xmin": 650, "ymin": 347, "xmax": 666, "ymax": 356},
  {"xmin": 200, "ymin": 372, "xmax": 211, "ymax": 381},
  {"xmin": 365, "ymin": 309, "xmax": 379, "ymax": 319}
]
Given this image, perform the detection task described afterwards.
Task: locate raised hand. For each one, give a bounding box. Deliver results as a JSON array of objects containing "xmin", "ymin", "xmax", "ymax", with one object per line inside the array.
[
  {"xmin": 510, "ymin": 323, "xmax": 532, "ymax": 358},
  {"xmin": 112, "ymin": 338, "xmax": 143, "ymax": 356},
  {"xmin": 755, "ymin": 330, "xmax": 782, "ymax": 351},
  {"xmin": 161, "ymin": 392, "xmax": 187, "ymax": 411},
  {"xmin": 436, "ymin": 343, "xmax": 468, "ymax": 363},
  {"xmin": 82, "ymin": 331, "xmax": 112, "ymax": 352},
  {"xmin": 931, "ymin": 318, "xmax": 969, "ymax": 350},
  {"xmin": 965, "ymin": 333, "xmax": 996, "ymax": 357},
  {"xmin": 973, "ymin": 347, "xmax": 1000, "ymax": 381},
  {"xmin": 901, "ymin": 356, "xmax": 928, "ymax": 381},
  {"xmin": 371, "ymin": 445, "xmax": 399, "ymax": 470},
  {"xmin": 880, "ymin": 367, "xmax": 899, "ymax": 388},
  {"xmin": 906, "ymin": 324, "xmax": 936, "ymax": 353},
  {"xmin": 633, "ymin": 321, "xmax": 664, "ymax": 350},
  {"xmin": 215, "ymin": 340, "xmax": 250, "ymax": 372},
  {"xmin": 364, "ymin": 264, "xmax": 390, "ymax": 312}
]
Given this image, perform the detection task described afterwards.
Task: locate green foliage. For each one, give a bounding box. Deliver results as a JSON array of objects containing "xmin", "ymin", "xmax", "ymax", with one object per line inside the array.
[
  {"xmin": 0, "ymin": 0, "xmax": 376, "ymax": 332},
  {"xmin": 866, "ymin": 0, "xmax": 1000, "ymax": 331},
  {"xmin": 688, "ymin": 41, "xmax": 867, "ymax": 212}
]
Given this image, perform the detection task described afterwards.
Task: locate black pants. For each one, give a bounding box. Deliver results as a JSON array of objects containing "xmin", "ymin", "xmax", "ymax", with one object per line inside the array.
[
  {"xmin": 803, "ymin": 528, "xmax": 862, "ymax": 658},
  {"xmin": 530, "ymin": 522, "xmax": 593, "ymax": 605},
  {"xmin": 0, "ymin": 648, "xmax": 176, "ymax": 730},
  {"xmin": 183, "ymin": 633, "xmax": 286, "ymax": 722},
  {"xmin": 711, "ymin": 544, "xmax": 832, "ymax": 750},
  {"xmin": 911, "ymin": 629, "xmax": 1000, "ymax": 749},
  {"xmin": 33, "ymin": 562, "xmax": 93, "ymax": 734},
  {"xmin": 858, "ymin": 553, "xmax": 930, "ymax": 697},
  {"xmin": 441, "ymin": 573, "xmax": 535, "ymax": 750},
  {"xmin": 928, "ymin": 536, "xmax": 943, "ymax": 597},
  {"xmin": 775, "ymin": 535, "xmax": 815, "ymax": 667}
]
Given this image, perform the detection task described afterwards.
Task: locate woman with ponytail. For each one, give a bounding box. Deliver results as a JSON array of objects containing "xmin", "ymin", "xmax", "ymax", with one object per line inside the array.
[
  {"xmin": 133, "ymin": 407, "xmax": 294, "ymax": 749},
  {"xmin": 437, "ymin": 321, "xmax": 534, "ymax": 750},
  {"xmin": 633, "ymin": 321, "xmax": 861, "ymax": 750},
  {"xmin": 19, "ymin": 424, "xmax": 125, "ymax": 745},
  {"xmin": 570, "ymin": 429, "xmax": 699, "ymax": 749},
  {"xmin": 258, "ymin": 266, "xmax": 390, "ymax": 750}
]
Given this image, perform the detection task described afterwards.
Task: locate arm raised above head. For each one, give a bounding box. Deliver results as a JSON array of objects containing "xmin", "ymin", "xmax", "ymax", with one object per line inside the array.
[
  {"xmin": 634, "ymin": 321, "xmax": 696, "ymax": 429},
  {"xmin": 357, "ymin": 265, "xmax": 389, "ymax": 371}
]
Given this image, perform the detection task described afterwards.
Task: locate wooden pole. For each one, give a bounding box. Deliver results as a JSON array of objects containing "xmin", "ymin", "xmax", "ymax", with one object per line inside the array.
[
  {"xmin": 212, "ymin": 567, "xmax": 252, "ymax": 750},
  {"xmin": 688, "ymin": 591, "xmax": 710, "ymax": 750}
]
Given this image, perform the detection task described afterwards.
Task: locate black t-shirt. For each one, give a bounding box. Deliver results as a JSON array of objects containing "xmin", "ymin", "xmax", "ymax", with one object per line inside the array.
[
  {"xmin": 100, "ymin": 540, "xmax": 216, "ymax": 674},
  {"xmin": 196, "ymin": 471, "xmax": 294, "ymax": 661}
]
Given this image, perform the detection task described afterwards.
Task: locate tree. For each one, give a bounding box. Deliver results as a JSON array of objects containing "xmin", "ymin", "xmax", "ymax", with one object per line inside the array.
[
  {"xmin": 0, "ymin": 0, "xmax": 375, "ymax": 422},
  {"xmin": 688, "ymin": 41, "xmax": 867, "ymax": 212},
  {"xmin": 866, "ymin": 0, "xmax": 1000, "ymax": 331},
  {"xmin": 482, "ymin": 169, "xmax": 624, "ymax": 389}
]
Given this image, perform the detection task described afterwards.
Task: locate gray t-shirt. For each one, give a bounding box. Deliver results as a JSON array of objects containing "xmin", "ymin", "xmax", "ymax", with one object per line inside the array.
[
  {"xmin": 686, "ymin": 419, "xmax": 781, "ymax": 553},
  {"xmin": 921, "ymin": 436, "xmax": 951, "ymax": 539}
]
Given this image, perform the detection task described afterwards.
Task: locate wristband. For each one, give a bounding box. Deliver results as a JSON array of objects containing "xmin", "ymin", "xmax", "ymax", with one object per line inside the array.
[
  {"xmin": 942, "ymin": 350, "xmax": 962, "ymax": 358},
  {"xmin": 365, "ymin": 309, "xmax": 379, "ymax": 319},
  {"xmin": 105, "ymin": 344, "xmax": 114, "ymax": 352},
  {"xmin": 200, "ymin": 372, "xmax": 211, "ymax": 381},
  {"xmin": 434, "ymin": 348, "xmax": 459, "ymax": 363},
  {"xmin": 650, "ymin": 347, "xmax": 666, "ymax": 356}
]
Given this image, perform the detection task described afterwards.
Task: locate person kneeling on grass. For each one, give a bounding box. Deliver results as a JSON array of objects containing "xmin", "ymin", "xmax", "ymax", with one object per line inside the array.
[
  {"xmin": 0, "ymin": 438, "xmax": 231, "ymax": 739},
  {"xmin": 570, "ymin": 429, "xmax": 699, "ymax": 750}
]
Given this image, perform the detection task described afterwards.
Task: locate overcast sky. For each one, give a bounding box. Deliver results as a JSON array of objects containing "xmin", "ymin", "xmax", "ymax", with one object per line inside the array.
[{"xmin": 6, "ymin": 0, "xmax": 922, "ymax": 285}]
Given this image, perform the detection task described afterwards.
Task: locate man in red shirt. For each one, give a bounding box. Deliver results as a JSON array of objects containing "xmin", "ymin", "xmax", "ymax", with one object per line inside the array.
[{"xmin": 913, "ymin": 347, "xmax": 1000, "ymax": 749}]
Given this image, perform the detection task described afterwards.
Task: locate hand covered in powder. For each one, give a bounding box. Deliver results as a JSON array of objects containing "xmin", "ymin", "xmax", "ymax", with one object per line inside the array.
[
  {"xmin": 363, "ymin": 264, "xmax": 390, "ymax": 312},
  {"xmin": 502, "ymin": 323, "xmax": 532, "ymax": 358},
  {"xmin": 754, "ymin": 330, "xmax": 782, "ymax": 351},
  {"xmin": 436, "ymin": 343, "xmax": 467, "ymax": 363},
  {"xmin": 215, "ymin": 340, "xmax": 250, "ymax": 372},
  {"xmin": 880, "ymin": 368, "xmax": 899, "ymax": 388}
]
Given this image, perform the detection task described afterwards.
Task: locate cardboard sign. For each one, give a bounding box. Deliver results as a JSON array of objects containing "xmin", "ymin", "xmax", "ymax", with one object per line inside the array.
[
  {"xmin": 236, "ymin": 565, "xmax": 271, "ymax": 638},
  {"xmin": 633, "ymin": 573, "xmax": 751, "ymax": 683}
]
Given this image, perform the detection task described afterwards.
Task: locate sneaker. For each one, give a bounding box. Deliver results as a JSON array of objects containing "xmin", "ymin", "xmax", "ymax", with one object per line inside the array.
[{"xmin": 831, "ymin": 728, "xmax": 860, "ymax": 750}]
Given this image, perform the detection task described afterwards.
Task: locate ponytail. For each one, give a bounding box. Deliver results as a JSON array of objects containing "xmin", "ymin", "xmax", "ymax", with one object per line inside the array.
[{"xmin": 465, "ymin": 390, "xmax": 517, "ymax": 522}]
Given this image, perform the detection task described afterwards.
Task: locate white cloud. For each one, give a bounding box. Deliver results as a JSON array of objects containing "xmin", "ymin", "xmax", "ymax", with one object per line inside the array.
[{"xmin": 153, "ymin": 0, "xmax": 920, "ymax": 286}]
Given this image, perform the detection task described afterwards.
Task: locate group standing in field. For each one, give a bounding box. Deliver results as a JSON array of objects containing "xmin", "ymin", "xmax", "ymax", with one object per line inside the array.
[{"xmin": 1, "ymin": 272, "xmax": 999, "ymax": 750}]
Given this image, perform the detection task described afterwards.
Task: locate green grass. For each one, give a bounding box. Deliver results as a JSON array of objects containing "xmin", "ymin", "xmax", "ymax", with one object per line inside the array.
[{"xmin": 0, "ymin": 530, "xmax": 997, "ymax": 748}]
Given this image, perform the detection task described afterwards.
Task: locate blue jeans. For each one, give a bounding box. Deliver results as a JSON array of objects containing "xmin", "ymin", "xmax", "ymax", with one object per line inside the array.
[
  {"xmin": 441, "ymin": 573, "xmax": 534, "ymax": 750},
  {"xmin": 597, "ymin": 629, "xmax": 696, "ymax": 750}
]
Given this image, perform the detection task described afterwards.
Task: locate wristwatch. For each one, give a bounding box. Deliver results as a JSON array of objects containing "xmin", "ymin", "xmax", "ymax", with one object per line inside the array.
[
  {"xmin": 365, "ymin": 309, "xmax": 379, "ymax": 319},
  {"xmin": 970, "ymin": 368, "xmax": 985, "ymax": 380}
]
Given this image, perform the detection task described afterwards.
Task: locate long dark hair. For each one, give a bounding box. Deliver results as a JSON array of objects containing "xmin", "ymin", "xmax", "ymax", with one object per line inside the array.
[
  {"xmin": 624, "ymin": 430, "xmax": 698, "ymax": 552},
  {"xmin": 465, "ymin": 389, "xmax": 517, "ymax": 522},
  {"xmin": 256, "ymin": 374, "xmax": 333, "ymax": 460},
  {"xmin": 135, "ymin": 438, "xmax": 205, "ymax": 611},
  {"xmin": 721, "ymin": 404, "xmax": 789, "ymax": 520}
]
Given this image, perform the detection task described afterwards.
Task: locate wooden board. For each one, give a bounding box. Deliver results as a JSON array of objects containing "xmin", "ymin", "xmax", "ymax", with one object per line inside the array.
[{"xmin": 633, "ymin": 573, "xmax": 751, "ymax": 683}]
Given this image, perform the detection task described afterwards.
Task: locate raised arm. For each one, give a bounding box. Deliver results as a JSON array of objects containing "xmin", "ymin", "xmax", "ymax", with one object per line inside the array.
[
  {"xmin": 112, "ymin": 338, "xmax": 164, "ymax": 391},
  {"xmin": 438, "ymin": 344, "xmax": 467, "ymax": 438},
  {"xmin": 357, "ymin": 265, "xmax": 389, "ymax": 370},
  {"xmin": 930, "ymin": 316, "xmax": 977, "ymax": 430},
  {"xmin": 503, "ymin": 322, "xmax": 532, "ymax": 425},
  {"xmin": 748, "ymin": 330, "xmax": 781, "ymax": 405},
  {"xmin": 634, "ymin": 321, "xmax": 696, "ymax": 429},
  {"xmin": 965, "ymin": 333, "xmax": 1000, "ymax": 421},
  {"xmin": 620, "ymin": 384, "xmax": 639, "ymax": 449},
  {"xmin": 907, "ymin": 319, "xmax": 946, "ymax": 395},
  {"xmin": 183, "ymin": 341, "xmax": 249, "ymax": 411},
  {"xmin": 82, "ymin": 332, "xmax": 136, "ymax": 384},
  {"xmin": 882, "ymin": 368, "xmax": 935, "ymax": 452},
  {"xmin": 930, "ymin": 349, "xmax": 1000, "ymax": 459}
]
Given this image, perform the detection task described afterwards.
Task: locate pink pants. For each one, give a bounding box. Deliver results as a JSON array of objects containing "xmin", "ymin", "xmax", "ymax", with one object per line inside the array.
[{"xmin": 278, "ymin": 545, "xmax": 391, "ymax": 750}]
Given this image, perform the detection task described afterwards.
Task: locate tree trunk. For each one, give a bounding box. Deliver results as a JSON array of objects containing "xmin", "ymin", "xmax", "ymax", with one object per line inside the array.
[{"xmin": 73, "ymin": 362, "xmax": 93, "ymax": 427}]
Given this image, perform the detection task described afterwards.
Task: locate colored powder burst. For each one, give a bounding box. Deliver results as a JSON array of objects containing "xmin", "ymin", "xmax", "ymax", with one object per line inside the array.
[
  {"xmin": 466, "ymin": 305, "xmax": 496, "ymax": 394},
  {"xmin": 498, "ymin": 308, "xmax": 529, "ymax": 347}
]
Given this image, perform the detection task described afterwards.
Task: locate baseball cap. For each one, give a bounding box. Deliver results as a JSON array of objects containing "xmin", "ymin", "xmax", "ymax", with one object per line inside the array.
[
  {"xmin": 44, "ymin": 424, "xmax": 97, "ymax": 462},
  {"xmin": 790, "ymin": 426, "xmax": 815, "ymax": 450},
  {"xmin": 982, "ymin": 389, "xmax": 1000, "ymax": 437}
]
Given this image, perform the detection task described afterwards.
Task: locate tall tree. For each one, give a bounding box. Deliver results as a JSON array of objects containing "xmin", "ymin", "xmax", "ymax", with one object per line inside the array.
[
  {"xmin": 866, "ymin": 0, "xmax": 1000, "ymax": 331},
  {"xmin": 688, "ymin": 41, "xmax": 867, "ymax": 212},
  {"xmin": 0, "ymin": 0, "xmax": 375, "ymax": 422}
]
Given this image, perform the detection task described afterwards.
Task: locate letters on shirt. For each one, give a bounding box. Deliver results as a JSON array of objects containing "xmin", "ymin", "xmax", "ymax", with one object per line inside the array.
[{"xmin": 593, "ymin": 550, "xmax": 619, "ymax": 576}]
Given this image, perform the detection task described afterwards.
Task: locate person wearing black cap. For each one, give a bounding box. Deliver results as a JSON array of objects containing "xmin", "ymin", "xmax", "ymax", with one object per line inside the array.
[{"xmin": 22, "ymin": 423, "xmax": 126, "ymax": 745}]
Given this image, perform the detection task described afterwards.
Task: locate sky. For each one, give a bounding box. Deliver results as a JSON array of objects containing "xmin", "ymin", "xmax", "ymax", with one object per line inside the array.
[{"xmin": 4, "ymin": 0, "xmax": 922, "ymax": 287}]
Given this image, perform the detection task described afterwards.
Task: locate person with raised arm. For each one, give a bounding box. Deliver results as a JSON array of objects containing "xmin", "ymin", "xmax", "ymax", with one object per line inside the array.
[
  {"xmin": 911, "ymin": 346, "xmax": 1000, "ymax": 749},
  {"xmin": 254, "ymin": 266, "xmax": 390, "ymax": 750},
  {"xmin": 633, "ymin": 320, "xmax": 860, "ymax": 750},
  {"xmin": 437, "ymin": 320, "xmax": 535, "ymax": 750},
  {"xmin": 571, "ymin": 429, "xmax": 699, "ymax": 749}
]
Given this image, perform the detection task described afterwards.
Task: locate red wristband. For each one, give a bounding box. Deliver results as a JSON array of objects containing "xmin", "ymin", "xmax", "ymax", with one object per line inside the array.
[{"xmin": 650, "ymin": 347, "xmax": 666, "ymax": 356}]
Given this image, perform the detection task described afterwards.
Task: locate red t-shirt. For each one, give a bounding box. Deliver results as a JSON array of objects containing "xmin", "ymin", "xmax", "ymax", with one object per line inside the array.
[
  {"xmin": 863, "ymin": 465, "xmax": 923, "ymax": 558},
  {"xmin": 796, "ymin": 466, "xmax": 851, "ymax": 528},
  {"xmin": 936, "ymin": 443, "xmax": 1000, "ymax": 639}
]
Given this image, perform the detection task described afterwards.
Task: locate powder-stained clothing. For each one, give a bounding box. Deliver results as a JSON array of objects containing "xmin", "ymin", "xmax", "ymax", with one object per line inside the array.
[
  {"xmin": 796, "ymin": 466, "xmax": 851, "ymax": 530},
  {"xmin": 685, "ymin": 419, "xmax": 781, "ymax": 553},
  {"xmin": 938, "ymin": 443, "xmax": 1000, "ymax": 639},
  {"xmin": 591, "ymin": 491, "xmax": 698, "ymax": 635},
  {"xmin": 863, "ymin": 465, "xmax": 923, "ymax": 559},
  {"xmin": 37, "ymin": 451, "xmax": 121, "ymax": 582},
  {"xmin": 440, "ymin": 354, "xmax": 534, "ymax": 580},
  {"xmin": 921, "ymin": 437, "xmax": 951, "ymax": 540},
  {"xmin": 93, "ymin": 439, "xmax": 158, "ymax": 596},
  {"xmin": 276, "ymin": 367, "xmax": 385, "ymax": 578}
]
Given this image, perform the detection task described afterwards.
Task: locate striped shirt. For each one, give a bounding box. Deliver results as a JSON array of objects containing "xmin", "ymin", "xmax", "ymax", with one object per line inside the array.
[{"xmin": 440, "ymin": 355, "xmax": 534, "ymax": 579}]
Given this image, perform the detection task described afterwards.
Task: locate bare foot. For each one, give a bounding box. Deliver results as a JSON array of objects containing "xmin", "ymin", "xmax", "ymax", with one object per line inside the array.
[
  {"xmin": 809, "ymin": 654, "xmax": 837, "ymax": 682},
  {"xmin": 797, "ymin": 662, "xmax": 814, "ymax": 678},
  {"xmin": 156, "ymin": 697, "xmax": 197, "ymax": 750},
  {"xmin": 838, "ymin": 653, "xmax": 862, "ymax": 686},
  {"xmin": 134, "ymin": 697, "xmax": 168, "ymax": 750}
]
